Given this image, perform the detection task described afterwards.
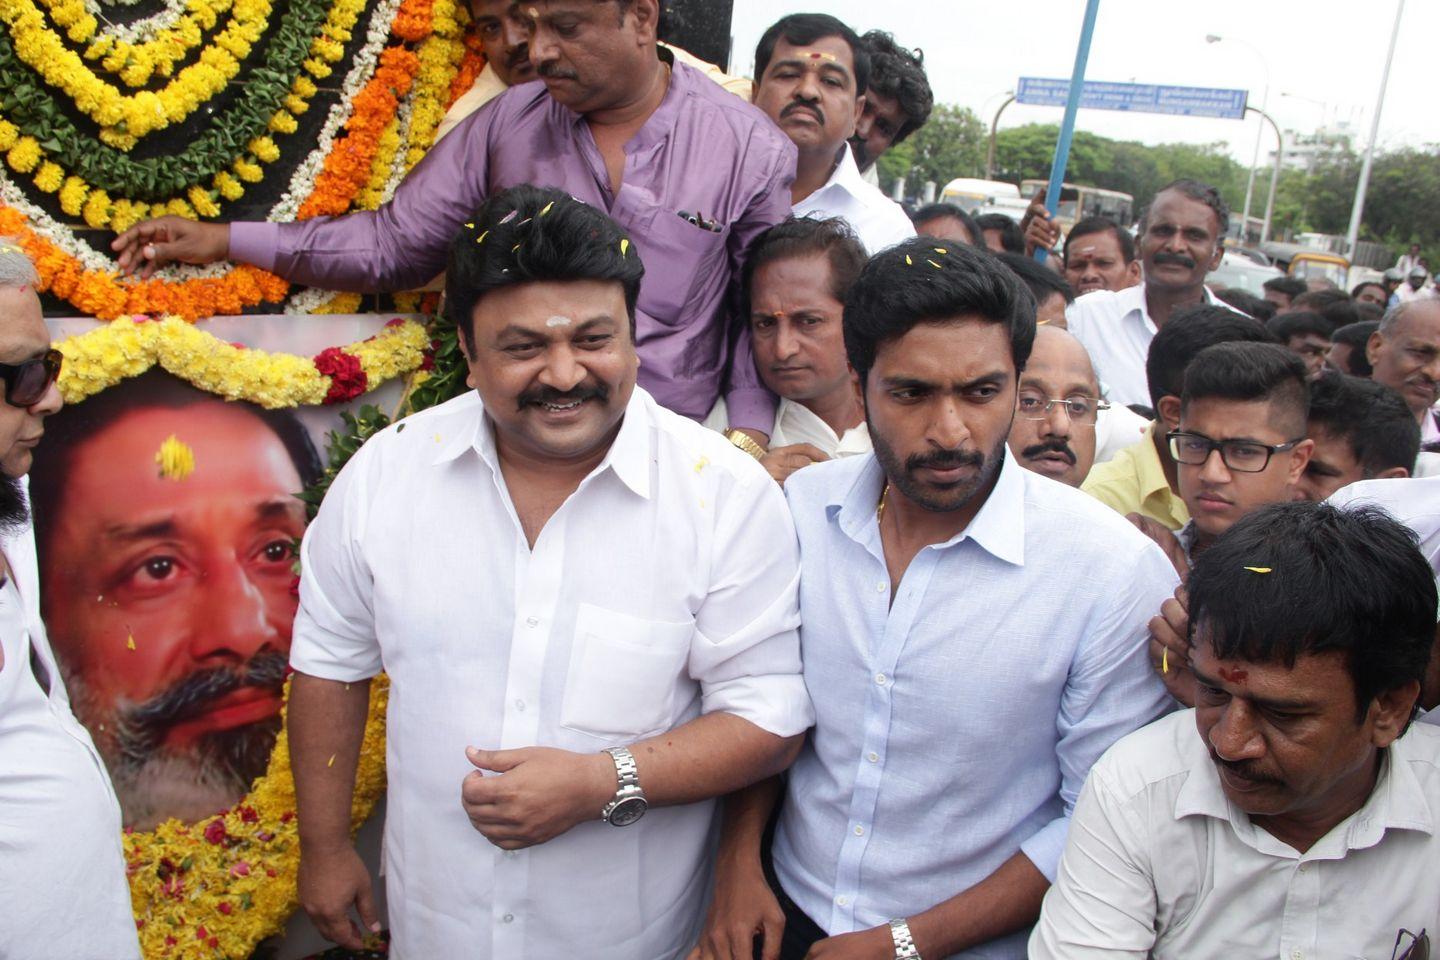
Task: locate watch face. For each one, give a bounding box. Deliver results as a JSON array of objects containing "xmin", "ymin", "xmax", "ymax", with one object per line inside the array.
[{"xmin": 608, "ymin": 796, "xmax": 648, "ymax": 826}]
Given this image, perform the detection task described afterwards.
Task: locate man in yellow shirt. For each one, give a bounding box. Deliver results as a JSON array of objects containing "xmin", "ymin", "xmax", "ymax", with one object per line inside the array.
[
  {"xmin": 435, "ymin": 0, "xmax": 749, "ymax": 143},
  {"xmin": 1083, "ymin": 305, "xmax": 1273, "ymax": 529}
]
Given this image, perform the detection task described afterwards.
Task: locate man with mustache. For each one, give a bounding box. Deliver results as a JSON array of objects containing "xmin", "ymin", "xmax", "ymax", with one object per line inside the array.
[
  {"xmin": 0, "ymin": 243, "xmax": 140, "ymax": 959},
  {"xmin": 691, "ymin": 239, "xmax": 1175, "ymax": 960},
  {"xmin": 1367, "ymin": 300, "xmax": 1440, "ymax": 449},
  {"xmin": 1066, "ymin": 180, "xmax": 1242, "ymax": 408},
  {"xmin": 1031, "ymin": 501, "xmax": 1440, "ymax": 959},
  {"xmin": 286, "ymin": 187, "xmax": 811, "ymax": 958},
  {"xmin": 751, "ymin": 14, "xmax": 914, "ymax": 255},
  {"xmin": 113, "ymin": 0, "xmax": 794, "ymax": 454},
  {"xmin": 28, "ymin": 370, "xmax": 321, "ymax": 828},
  {"xmin": 1007, "ymin": 327, "xmax": 1105, "ymax": 488}
]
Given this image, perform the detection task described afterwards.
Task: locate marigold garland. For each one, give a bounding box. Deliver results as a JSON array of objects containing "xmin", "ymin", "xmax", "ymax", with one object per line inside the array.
[
  {"xmin": 125, "ymin": 676, "xmax": 390, "ymax": 959},
  {"xmin": 56, "ymin": 314, "xmax": 430, "ymax": 406}
]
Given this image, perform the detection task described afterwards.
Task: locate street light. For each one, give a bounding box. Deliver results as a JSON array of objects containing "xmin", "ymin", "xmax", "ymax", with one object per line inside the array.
[
  {"xmin": 1206, "ymin": 34, "xmax": 1270, "ymax": 244},
  {"xmin": 1346, "ymin": 0, "xmax": 1407, "ymax": 259}
]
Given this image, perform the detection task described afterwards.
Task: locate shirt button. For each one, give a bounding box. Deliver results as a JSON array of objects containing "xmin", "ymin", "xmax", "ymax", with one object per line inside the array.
[
  {"xmin": 853, "ymin": 825, "xmax": 865, "ymax": 836},
  {"xmin": 1290, "ymin": 951, "xmax": 1302, "ymax": 960},
  {"xmin": 502, "ymin": 913, "xmax": 515, "ymax": 924},
  {"xmin": 875, "ymin": 673, "xmax": 887, "ymax": 686},
  {"xmin": 514, "ymin": 699, "xmax": 526, "ymax": 712},
  {"xmin": 525, "ymin": 616, "xmax": 539, "ymax": 627},
  {"xmin": 836, "ymin": 895, "xmax": 849, "ymax": 907},
  {"xmin": 867, "ymin": 752, "xmax": 879, "ymax": 763},
  {"xmin": 875, "ymin": 581, "xmax": 887, "ymax": 593}
]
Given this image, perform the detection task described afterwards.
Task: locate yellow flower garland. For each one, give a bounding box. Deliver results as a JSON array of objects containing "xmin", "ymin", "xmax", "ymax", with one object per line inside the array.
[
  {"xmin": 40, "ymin": 0, "xmax": 238, "ymax": 87},
  {"xmin": 56, "ymin": 315, "xmax": 431, "ymax": 407},
  {"xmin": 127, "ymin": 676, "xmax": 390, "ymax": 959}
]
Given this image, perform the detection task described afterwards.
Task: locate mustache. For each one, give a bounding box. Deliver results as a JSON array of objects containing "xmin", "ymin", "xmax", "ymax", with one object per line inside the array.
[
  {"xmin": 537, "ymin": 61, "xmax": 578, "ymax": 81},
  {"xmin": 782, "ymin": 100, "xmax": 825, "ymax": 125},
  {"xmin": 507, "ymin": 44, "xmax": 531, "ymax": 69},
  {"xmin": 516, "ymin": 382, "xmax": 610, "ymax": 411},
  {"xmin": 1152, "ymin": 251, "xmax": 1197, "ymax": 270},
  {"xmin": 1213, "ymin": 755, "xmax": 1282, "ymax": 787},
  {"xmin": 906, "ymin": 448, "xmax": 984, "ymax": 472},
  {"xmin": 114, "ymin": 651, "xmax": 289, "ymax": 766},
  {"xmin": 1020, "ymin": 439, "xmax": 1076, "ymax": 465}
]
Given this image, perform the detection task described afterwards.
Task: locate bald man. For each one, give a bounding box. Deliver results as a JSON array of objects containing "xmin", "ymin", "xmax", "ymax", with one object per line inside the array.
[{"xmin": 1008, "ymin": 327, "xmax": 1105, "ymax": 488}]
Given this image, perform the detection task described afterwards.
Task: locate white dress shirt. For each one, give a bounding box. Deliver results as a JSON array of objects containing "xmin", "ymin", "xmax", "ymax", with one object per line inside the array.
[
  {"xmin": 770, "ymin": 398, "xmax": 872, "ymax": 457},
  {"xmin": 0, "ymin": 516, "xmax": 140, "ymax": 960},
  {"xmin": 792, "ymin": 144, "xmax": 915, "ymax": 255},
  {"xmin": 291, "ymin": 387, "xmax": 814, "ymax": 959},
  {"xmin": 1067, "ymin": 284, "xmax": 1242, "ymax": 409},
  {"xmin": 1094, "ymin": 402, "xmax": 1151, "ymax": 465},
  {"xmin": 1030, "ymin": 711, "xmax": 1440, "ymax": 959},
  {"xmin": 773, "ymin": 450, "xmax": 1178, "ymax": 959}
]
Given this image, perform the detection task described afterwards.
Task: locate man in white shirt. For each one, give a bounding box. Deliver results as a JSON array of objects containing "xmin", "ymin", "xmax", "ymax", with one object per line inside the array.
[
  {"xmin": 692, "ymin": 238, "xmax": 1176, "ymax": 960},
  {"xmin": 751, "ymin": 14, "xmax": 915, "ymax": 255},
  {"xmin": 287, "ymin": 186, "xmax": 814, "ymax": 958},
  {"xmin": 732, "ymin": 216, "xmax": 872, "ymax": 485},
  {"xmin": 1367, "ymin": 300, "xmax": 1440, "ymax": 448},
  {"xmin": 1067, "ymin": 180, "xmax": 1240, "ymax": 408},
  {"xmin": 0, "ymin": 245, "xmax": 140, "ymax": 959},
  {"xmin": 1032, "ymin": 501, "xmax": 1440, "ymax": 959},
  {"xmin": 1006, "ymin": 326, "xmax": 1106, "ymax": 488}
]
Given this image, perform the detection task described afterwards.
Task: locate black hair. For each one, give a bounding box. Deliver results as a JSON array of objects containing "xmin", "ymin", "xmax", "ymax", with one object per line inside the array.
[
  {"xmin": 1144, "ymin": 304, "xmax": 1276, "ymax": 410},
  {"xmin": 1141, "ymin": 179, "xmax": 1229, "ymax": 238},
  {"xmin": 859, "ymin": 30, "xmax": 932, "ymax": 143},
  {"xmin": 1214, "ymin": 288, "xmax": 1276, "ymax": 323},
  {"xmin": 1188, "ymin": 501, "xmax": 1436, "ymax": 726},
  {"xmin": 1293, "ymin": 289, "xmax": 1358, "ymax": 332},
  {"xmin": 1307, "ymin": 372, "xmax": 1419, "ymax": 478},
  {"xmin": 1352, "ymin": 280, "xmax": 1388, "ymax": 302},
  {"xmin": 1063, "ymin": 216, "xmax": 1135, "ymax": 264},
  {"xmin": 444, "ymin": 185, "xmax": 644, "ymax": 357},
  {"xmin": 1262, "ymin": 276, "xmax": 1308, "ymax": 302},
  {"xmin": 1267, "ymin": 310, "xmax": 1334, "ymax": 344},
  {"xmin": 754, "ymin": 14, "xmax": 871, "ymax": 96},
  {"xmin": 844, "ymin": 238, "xmax": 1036, "ymax": 384},
  {"xmin": 1331, "ymin": 320, "xmax": 1379, "ymax": 376},
  {"xmin": 1180, "ymin": 341, "xmax": 1310, "ymax": 437},
  {"xmin": 742, "ymin": 216, "xmax": 868, "ymax": 309},
  {"xmin": 911, "ymin": 203, "xmax": 983, "ymax": 248},
  {"xmin": 27, "ymin": 369, "xmax": 323, "ymax": 555},
  {"xmin": 996, "ymin": 251, "xmax": 1075, "ymax": 306},
  {"xmin": 973, "ymin": 213, "xmax": 1025, "ymax": 255}
]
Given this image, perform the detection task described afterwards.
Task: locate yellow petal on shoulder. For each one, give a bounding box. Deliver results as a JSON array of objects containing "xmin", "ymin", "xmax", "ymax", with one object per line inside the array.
[{"xmin": 1244, "ymin": 566, "xmax": 1273, "ymax": 574}]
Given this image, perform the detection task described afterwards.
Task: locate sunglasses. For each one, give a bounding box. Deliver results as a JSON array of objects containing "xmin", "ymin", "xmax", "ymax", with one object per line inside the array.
[{"xmin": 0, "ymin": 348, "xmax": 62, "ymax": 408}]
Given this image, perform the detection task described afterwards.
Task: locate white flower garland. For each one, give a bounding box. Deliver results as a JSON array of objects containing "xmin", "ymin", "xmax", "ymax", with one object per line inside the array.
[{"xmin": 81, "ymin": 0, "xmax": 213, "ymax": 47}]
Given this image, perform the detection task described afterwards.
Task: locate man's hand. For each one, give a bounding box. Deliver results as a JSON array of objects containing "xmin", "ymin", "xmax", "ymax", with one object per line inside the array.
[
  {"xmin": 297, "ymin": 844, "xmax": 381, "ymax": 950},
  {"xmin": 111, "ymin": 217, "xmax": 230, "ymax": 278},
  {"xmin": 731, "ymin": 427, "xmax": 771, "ymax": 454},
  {"xmin": 461, "ymin": 746, "xmax": 615, "ymax": 849},
  {"xmin": 687, "ymin": 852, "xmax": 786, "ymax": 960},
  {"xmin": 805, "ymin": 925, "xmax": 894, "ymax": 959},
  {"xmin": 1125, "ymin": 512, "xmax": 1191, "ymax": 581},
  {"xmin": 1018, "ymin": 188, "xmax": 1062, "ymax": 257},
  {"xmin": 759, "ymin": 443, "xmax": 829, "ymax": 486},
  {"xmin": 1149, "ymin": 586, "xmax": 1196, "ymax": 707}
]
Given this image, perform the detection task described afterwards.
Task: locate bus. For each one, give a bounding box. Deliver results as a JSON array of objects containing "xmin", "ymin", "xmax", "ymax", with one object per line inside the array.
[
  {"xmin": 938, "ymin": 178, "xmax": 1021, "ymax": 214},
  {"xmin": 1020, "ymin": 181, "xmax": 1134, "ymax": 232}
]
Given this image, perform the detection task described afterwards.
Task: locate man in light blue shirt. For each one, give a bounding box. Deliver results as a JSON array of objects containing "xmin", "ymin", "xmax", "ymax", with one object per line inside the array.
[{"xmin": 690, "ymin": 239, "xmax": 1177, "ymax": 960}]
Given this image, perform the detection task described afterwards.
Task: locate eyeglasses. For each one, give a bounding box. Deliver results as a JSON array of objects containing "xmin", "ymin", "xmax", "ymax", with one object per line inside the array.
[
  {"xmin": 1017, "ymin": 395, "xmax": 1110, "ymax": 425},
  {"xmin": 1166, "ymin": 431, "xmax": 1303, "ymax": 473},
  {"xmin": 1393, "ymin": 928, "xmax": 1429, "ymax": 960},
  {"xmin": 0, "ymin": 349, "xmax": 62, "ymax": 408}
]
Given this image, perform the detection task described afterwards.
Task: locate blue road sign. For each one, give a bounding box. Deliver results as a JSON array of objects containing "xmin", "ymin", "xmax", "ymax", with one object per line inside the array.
[{"xmin": 1016, "ymin": 77, "xmax": 1249, "ymax": 120}]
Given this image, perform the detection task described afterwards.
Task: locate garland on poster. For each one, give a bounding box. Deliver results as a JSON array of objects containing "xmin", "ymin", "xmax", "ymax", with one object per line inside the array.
[{"xmin": 0, "ymin": 0, "xmax": 486, "ymax": 318}]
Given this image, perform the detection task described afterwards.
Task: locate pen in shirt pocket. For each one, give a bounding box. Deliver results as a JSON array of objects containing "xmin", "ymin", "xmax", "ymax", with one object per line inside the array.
[{"xmin": 677, "ymin": 210, "xmax": 724, "ymax": 233}]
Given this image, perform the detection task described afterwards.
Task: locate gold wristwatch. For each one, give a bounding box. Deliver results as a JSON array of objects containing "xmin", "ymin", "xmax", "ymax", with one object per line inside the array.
[{"xmin": 724, "ymin": 428, "xmax": 766, "ymax": 460}]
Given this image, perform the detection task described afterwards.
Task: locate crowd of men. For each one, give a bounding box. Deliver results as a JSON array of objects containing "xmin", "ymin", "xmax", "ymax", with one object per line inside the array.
[{"xmin": 5, "ymin": 3, "xmax": 1440, "ymax": 959}]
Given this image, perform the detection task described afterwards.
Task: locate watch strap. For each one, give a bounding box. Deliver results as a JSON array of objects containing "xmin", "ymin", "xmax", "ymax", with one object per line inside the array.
[
  {"xmin": 889, "ymin": 918, "xmax": 921, "ymax": 960},
  {"xmin": 606, "ymin": 746, "xmax": 640, "ymax": 791},
  {"xmin": 724, "ymin": 429, "xmax": 766, "ymax": 460}
]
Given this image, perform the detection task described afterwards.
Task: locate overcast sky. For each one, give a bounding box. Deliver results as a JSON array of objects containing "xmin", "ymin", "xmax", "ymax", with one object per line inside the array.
[{"xmin": 729, "ymin": 0, "xmax": 1436, "ymax": 165}]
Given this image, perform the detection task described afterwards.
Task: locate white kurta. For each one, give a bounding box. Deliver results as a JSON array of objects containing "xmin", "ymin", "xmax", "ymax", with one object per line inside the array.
[{"xmin": 291, "ymin": 388, "xmax": 814, "ymax": 959}]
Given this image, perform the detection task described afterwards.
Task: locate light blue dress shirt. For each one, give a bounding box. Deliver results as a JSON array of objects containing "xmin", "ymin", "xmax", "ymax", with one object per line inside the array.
[{"xmin": 773, "ymin": 449, "xmax": 1179, "ymax": 959}]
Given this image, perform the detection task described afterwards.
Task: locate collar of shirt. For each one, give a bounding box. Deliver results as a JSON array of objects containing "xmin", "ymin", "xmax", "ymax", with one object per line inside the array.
[
  {"xmin": 1173, "ymin": 725, "xmax": 1436, "ymax": 860},
  {"xmin": 1121, "ymin": 281, "xmax": 1233, "ymax": 335},
  {"xmin": 552, "ymin": 51, "xmax": 692, "ymax": 157},
  {"xmin": 1136, "ymin": 421, "xmax": 1187, "ymax": 519},
  {"xmin": 773, "ymin": 398, "xmax": 871, "ymax": 457},
  {"xmin": 826, "ymin": 446, "xmax": 1027, "ymax": 567},
  {"xmin": 808, "ymin": 142, "xmax": 869, "ymax": 206},
  {"xmin": 433, "ymin": 389, "xmax": 654, "ymax": 500}
]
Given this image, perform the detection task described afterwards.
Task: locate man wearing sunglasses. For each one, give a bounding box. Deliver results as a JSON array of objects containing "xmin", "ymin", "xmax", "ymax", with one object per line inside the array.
[
  {"xmin": 1143, "ymin": 342, "xmax": 1313, "ymax": 577},
  {"xmin": 0, "ymin": 243, "xmax": 141, "ymax": 959}
]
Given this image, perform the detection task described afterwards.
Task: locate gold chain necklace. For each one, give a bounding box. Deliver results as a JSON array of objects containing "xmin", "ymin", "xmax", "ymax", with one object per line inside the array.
[{"xmin": 876, "ymin": 482, "xmax": 890, "ymax": 523}]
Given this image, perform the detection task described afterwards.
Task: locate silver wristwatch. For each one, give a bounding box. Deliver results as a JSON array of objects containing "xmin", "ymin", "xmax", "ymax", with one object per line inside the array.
[
  {"xmin": 600, "ymin": 746, "xmax": 648, "ymax": 826},
  {"xmin": 889, "ymin": 918, "xmax": 922, "ymax": 960}
]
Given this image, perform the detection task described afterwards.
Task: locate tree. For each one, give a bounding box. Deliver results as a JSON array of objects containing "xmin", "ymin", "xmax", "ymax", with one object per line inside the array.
[{"xmin": 887, "ymin": 104, "xmax": 986, "ymax": 196}]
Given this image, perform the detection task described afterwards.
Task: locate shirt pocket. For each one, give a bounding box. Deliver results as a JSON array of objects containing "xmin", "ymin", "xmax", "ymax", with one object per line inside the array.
[
  {"xmin": 634, "ymin": 213, "xmax": 730, "ymax": 327},
  {"xmin": 560, "ymin": 603, "xmax": 695, "ymax": 742}
]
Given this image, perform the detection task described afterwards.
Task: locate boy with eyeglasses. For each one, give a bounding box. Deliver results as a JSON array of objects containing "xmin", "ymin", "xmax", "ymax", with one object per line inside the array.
[{"xmin": 1148, "ymin": 342, "xmax": 1313, "ymax": 576}]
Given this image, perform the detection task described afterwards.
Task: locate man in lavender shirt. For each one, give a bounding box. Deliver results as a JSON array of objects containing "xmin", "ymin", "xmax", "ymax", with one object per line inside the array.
[{"xmin": 112, "ymin": 0, "xmax": 796, "ymax": 439}]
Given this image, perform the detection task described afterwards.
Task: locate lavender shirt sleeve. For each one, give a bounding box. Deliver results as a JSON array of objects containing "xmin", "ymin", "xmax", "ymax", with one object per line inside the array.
[
  {"xmin": 231, "ymin": 101, "xmax": 500, "ymax": 291},
  {"xmin": 720, "ymin": 140, "xmax": 795, "ymax": 436}
]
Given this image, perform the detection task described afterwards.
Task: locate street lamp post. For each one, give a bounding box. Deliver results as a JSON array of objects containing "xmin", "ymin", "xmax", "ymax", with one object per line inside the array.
[
  {"xmin": 1206, "ymin": 34, "xmax": 1269, "ymax": 244},
  {"xmin": 1345, "ymin": 0, "xmax": 1407, "ymax": 259}
]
